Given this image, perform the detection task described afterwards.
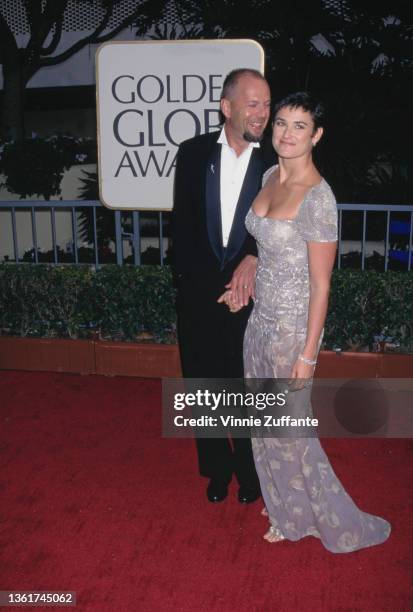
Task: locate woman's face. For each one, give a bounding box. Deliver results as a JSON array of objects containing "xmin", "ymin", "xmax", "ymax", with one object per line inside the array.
[{"xmin": 272, "ymin": 105, "xmax": 323, "ymax": 159}]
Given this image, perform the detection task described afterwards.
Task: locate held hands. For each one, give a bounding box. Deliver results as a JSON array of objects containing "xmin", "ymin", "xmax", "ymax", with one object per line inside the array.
[
  {"xmin": 217, "ymin": 289, "xmax": 243, "ymax": 313},
  {"xmin": 217, "ymin": 255, "xmax": 258, "ymax": 313}
]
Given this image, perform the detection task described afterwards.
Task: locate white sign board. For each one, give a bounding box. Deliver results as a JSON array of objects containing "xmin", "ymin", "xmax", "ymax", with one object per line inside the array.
[{"xmin": 96, "ymin": 40, "xmax": 264, "ymax": 210}]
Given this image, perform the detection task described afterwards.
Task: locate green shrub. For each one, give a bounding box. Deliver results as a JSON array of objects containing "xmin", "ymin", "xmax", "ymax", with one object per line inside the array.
[
  {"xmin": 88, "ymin": 265, "xmax": 176, "ymax": 342},
  {"xmin": 0, "ymin": 264, "xmax": 176, "ymax": 343},
  {"xmin": 0, "ymin": 265, "xmax": 411, "ymax": 352},
  {"xmin": 325, "ymin": 270, "xmax": 413, "ymax": 353},
  {"xmin": 0, "ymin": 265, "xmax": 93, "ymax": 338}
]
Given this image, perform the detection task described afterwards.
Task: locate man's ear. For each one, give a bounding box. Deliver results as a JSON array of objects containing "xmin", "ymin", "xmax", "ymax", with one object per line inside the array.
[{"xmin": 220, "ymin": 98, "xmax": 231, "ymax": 120}]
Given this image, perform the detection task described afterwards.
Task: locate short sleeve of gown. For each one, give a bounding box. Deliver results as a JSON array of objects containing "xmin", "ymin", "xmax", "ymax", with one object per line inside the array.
[
  {"xmin": 262, "ymin": 164, "xmax": 277, "ymax": 187},
  {"xmin": 296, "ymin": 182, "xmax": 338, "ymax": 242}
]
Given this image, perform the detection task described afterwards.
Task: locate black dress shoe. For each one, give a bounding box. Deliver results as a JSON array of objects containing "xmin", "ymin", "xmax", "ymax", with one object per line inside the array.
[
  {"xmin": 207, "ymin": 479, "xmax": 228, "ymax": 502},
  {"xmin": 238, "ymin": 486, "xmax": 261, "ymax": 504}
]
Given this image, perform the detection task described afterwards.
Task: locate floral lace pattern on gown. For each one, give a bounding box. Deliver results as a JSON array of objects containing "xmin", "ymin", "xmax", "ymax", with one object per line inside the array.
[{"xmin": 243, "ymin": 166, "xmax": 391, "ymax": 553}]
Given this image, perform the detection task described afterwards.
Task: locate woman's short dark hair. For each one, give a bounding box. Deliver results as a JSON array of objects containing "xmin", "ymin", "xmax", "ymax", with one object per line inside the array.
[{"xmin": 273, "ymin": 92, "xmax": 325, "ymax": 130}]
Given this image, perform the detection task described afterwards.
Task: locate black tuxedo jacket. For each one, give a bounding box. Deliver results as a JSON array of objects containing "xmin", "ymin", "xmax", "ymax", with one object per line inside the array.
[{"xmin": 171, "ymin": 129, "xmax": 275, "ymax": 293}]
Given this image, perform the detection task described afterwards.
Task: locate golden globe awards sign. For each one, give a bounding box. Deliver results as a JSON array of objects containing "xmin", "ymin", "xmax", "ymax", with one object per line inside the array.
[{"xmin": 96, "ymin": 40, "xmax": 264, "ymax": 210}]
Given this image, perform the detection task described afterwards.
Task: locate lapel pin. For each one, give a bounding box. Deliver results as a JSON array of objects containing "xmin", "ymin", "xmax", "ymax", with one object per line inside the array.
[{"xmin": 210, "ymin": 163, "xmax": 215, "ymax": 174}]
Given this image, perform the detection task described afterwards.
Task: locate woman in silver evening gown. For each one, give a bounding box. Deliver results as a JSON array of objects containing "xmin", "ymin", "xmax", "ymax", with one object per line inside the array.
[{"xmin": 220, "ymin": 92, "xmax": 391, "ymax": 553}]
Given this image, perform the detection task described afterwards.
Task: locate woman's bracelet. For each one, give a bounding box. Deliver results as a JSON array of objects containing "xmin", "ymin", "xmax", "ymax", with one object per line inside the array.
[{"xmin": 298, "ymin": 354, "xmax": 317, "ymax": 366}]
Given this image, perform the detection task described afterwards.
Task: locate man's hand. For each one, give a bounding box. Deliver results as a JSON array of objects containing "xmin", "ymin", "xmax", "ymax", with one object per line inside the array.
[{"xmin": 225, "ymin": 255, "xmax": 258, "ymax": 307}]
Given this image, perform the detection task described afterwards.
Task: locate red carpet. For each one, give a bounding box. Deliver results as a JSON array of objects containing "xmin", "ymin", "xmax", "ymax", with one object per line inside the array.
[{"xmin": 0, "ymin": 371, "xmax": 412, "ymax": 612}]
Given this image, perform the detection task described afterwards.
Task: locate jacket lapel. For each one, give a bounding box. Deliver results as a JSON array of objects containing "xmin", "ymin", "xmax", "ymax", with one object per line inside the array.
[
  {"xmin": 223, "ymin": 149, "xmax": 263, "ymax": 266},
  {"xmin": 205, "ymin": 143, "xmax": 223, "ymax": 262}
]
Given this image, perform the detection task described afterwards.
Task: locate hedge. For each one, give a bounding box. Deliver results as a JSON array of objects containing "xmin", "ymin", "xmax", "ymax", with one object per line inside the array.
[
  {"xmin": 0, "ymin": 265, "xmax": 175, "ymax": 343},
  {"xmin": 0, "ymin": 265, "xmax": 411, "ymax": 352}
]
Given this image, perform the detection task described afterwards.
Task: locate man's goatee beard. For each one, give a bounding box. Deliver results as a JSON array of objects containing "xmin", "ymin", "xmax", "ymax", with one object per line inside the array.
[{"xmin": 243, "ymin": 131, "xmax": 264, "ymax": 143}]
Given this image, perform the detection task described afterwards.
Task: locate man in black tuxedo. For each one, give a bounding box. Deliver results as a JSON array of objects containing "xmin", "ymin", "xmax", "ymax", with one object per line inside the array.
[{"xmin": 171, "ymin": 68, "xmax": 274, "ymax": 503}]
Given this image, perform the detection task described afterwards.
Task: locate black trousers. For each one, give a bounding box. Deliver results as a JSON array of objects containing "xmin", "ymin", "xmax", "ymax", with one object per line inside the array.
[{"xmin": 176, "ymin": 280, "xmax": 259, "ymax": 488}]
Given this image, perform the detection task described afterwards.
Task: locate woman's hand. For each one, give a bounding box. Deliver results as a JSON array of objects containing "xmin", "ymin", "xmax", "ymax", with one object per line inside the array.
[
  {"xmin": 289, "ymin": 358, "xmax": 315, "ymax": 390},
  {"xmin": 217, "ymin": 290, "xmax": 244, "ymax": 313}
]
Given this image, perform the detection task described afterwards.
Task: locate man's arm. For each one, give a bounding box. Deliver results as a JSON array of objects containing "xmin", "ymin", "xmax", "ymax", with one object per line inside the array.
[{"xmin": 171, "ymin": 143, "xmax": 192, "ymax": 281}]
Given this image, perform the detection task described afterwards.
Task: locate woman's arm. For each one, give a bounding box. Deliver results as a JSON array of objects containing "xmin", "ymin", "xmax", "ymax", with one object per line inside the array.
[{"xmin": 291, "ymin": 240, "xmax": 337, "ymax": 379}]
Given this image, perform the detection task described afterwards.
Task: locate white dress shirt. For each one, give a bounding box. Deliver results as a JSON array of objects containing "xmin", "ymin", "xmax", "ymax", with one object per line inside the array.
[{"xmin": 217, "ymin": 128, "xmax": 260, "ymax": 247}]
